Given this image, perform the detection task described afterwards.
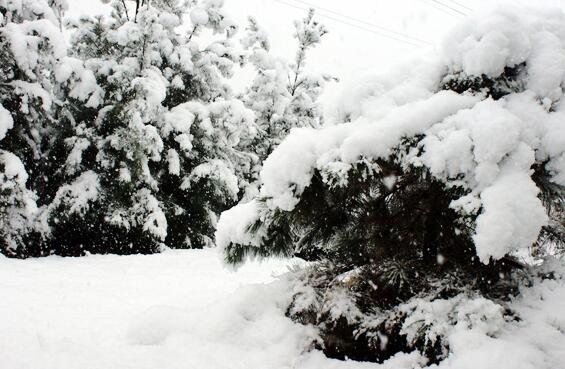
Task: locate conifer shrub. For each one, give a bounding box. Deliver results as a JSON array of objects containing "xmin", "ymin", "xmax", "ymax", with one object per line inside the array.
[{"xmin": 217, "ymin": 8, "xmax": 565, "ymax": 364}]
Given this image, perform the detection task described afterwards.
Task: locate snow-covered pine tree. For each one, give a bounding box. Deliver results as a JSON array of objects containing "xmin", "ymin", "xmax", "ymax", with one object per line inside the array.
[
  {"xmin": 0, "ymin": 0, "xmax": 71, "ymax": 256},
  {"xmin": 45, "ymin": 0, "xmax": 257, "ymax": 255},
  {"xmin": 0, "ymin": 114, "xmax": 38, "ymax": 257},
  {"xmin": 217, "ymin": 8, "xmax": 565, "ymax": 364},
  {"xmin": 241, "ymin": 9, "xmax": 331, "ymax": 164}
]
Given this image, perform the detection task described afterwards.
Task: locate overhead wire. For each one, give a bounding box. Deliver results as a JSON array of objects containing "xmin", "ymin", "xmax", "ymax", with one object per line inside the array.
[
  {"xmin": 419, "ymin": 0, "xmax": 465, "ymax": 18},
  {"xmin": 273, "ymin": 0, "xmax": 430, "ymax": 48},
  {"xmin": 288, "ymin": 0, "xmax": 431, "ymax": 45},
  {"xmin": 444, "ymin": 0, "xmax": 473, "ymax": 12},
  {"xmin": 429, "ymin": 0, "xmax": 469, "ymax": 16}
]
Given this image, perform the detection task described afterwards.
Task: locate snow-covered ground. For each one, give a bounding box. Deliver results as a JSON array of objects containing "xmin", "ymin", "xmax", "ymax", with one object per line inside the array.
[
  {"xmin": 0, "ymin": 249, "xmax": 303, "ymax": 369},
  {"xmin": 0, "ymin": 249, "xmax": 391, "ymax": 369},
  {"xmin": 1, "ymin": 249, "xmax": 565, "ymax": 369}
]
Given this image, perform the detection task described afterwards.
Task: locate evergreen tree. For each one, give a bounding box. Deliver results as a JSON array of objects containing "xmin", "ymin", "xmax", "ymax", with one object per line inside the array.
[
  {"xmin": 217, "ymin": 8, "xmax": 565, "ymax": 364},
  {"xmin": 241, "ymin": 9, "xmax": 332, "ymax": 165},
  {"xmin": 0, "ymin": 113, "xmax": 37, "ymax": 256},
  {"xmin": 43, "ymin": 0, "xmax": 258, "ymax": 255},
  {"xmin": 0, "ymin": 0, "xmax": 71, "ymax": 256}
]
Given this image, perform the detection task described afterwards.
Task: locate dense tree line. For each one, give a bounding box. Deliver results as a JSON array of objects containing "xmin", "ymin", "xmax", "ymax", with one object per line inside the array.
[{"xmin": 0, "ymin": 0, "xmax": 328, "ymax": 257}]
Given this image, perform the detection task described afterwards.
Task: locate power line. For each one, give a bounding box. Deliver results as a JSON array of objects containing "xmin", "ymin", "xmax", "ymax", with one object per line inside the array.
[
  {"xmin": 288, "ymin": 0, "xmax": 431, "ymax": 45},
  {"xmin": 419, "ymin": 0, "xmax": 464, "ymax": 18},
  {"xmin": 273, "ymin": 0, "xmax": 429, "ymax": 48},
  {"xmin": 274, "ymin": 0, "xmax": 427, "ymax": 47},
  {"xmin": 444, "ymin": 0, "xmax": 473, "ymax": 12},
  {"xmin": 429, "ymin": 0, "xmax": 469, "ymax": 16}
]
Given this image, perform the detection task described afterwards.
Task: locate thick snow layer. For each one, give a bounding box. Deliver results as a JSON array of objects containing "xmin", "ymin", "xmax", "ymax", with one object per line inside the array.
[
  {"xmin": 1, "ymin": 250, "xmax": 564, "ymax": 369},
  {"xmin": 0, "ymin": 104, "xmax": 14, "ymax": 141},
  {"xmin": 0, "ymin": 150, "xmax": 29, "ymax": 187},
  {"xmin": 56, "ymin": 57, "xmax": 104, "ymax": 107},
  {"xmin": 190, "ymin": 7, "xmax": 210, "ymax": 26},
  {"xmin": 4, "ymin": 19, "xmax": 67, "ymax": 79},
  {"xmin": 442, "ymin": 8, "xmax": 565, "ymax": 80},
  {"xmin": 48, "ymin": 170, "xmax": 99, "ymax": 216},
  {"xmin": 0, "ymin": 249, "xmax": 386, "ymax": 369},
  {"xmin": 1, "ymin": 0, "xmax": 67, "ymax": 25},
  {"xmin": 216, "ymin": 200, "xmax": 266, "ymax": 251},
  {"xmin": 434, "ymin": 268, "xmax": 565, "ymax": 369},
  {"xmin": 258, "ymin": 91, "xmax": 479, "ymax": 212}
]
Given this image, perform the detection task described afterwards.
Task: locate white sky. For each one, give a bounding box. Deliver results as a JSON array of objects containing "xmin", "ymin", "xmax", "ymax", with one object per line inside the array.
[
  {"xmin": 67, "ymin": 0, "xmax": 565, "ymax": 101},
  {"xmin": 67, "ymin": 0, "xmax": 465, "ymax": 78}
]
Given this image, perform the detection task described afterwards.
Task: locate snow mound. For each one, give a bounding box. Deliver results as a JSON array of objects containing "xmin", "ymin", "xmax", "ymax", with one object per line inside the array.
[
  {"xmin": 435, "ymin": 263, "xmax": 565, "ymax": 369},
  {"xmin": 127, "ymin": 305, "xmax": 189, "ymax": 345}
]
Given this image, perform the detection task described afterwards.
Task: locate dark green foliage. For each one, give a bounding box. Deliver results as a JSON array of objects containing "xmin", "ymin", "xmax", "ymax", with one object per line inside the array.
[
  {"xmin": 0, "ymin": 0, "xmax": 71, "ymax": 256},
  {"xmin": 286, "ymin": 258, "xmax": 527, "ymax": 364},
  {"xmin": 221, "ymin": 59, "xmax": 565, "ymax": 365},
  {"xmin": 532, "ymin": 162, "xmax": 565, "ymax": 257},
  {"xmin": 225, "ymin": 139, "xmax": 481, "ymax": 269},
  {"xmin": 441, "ymin": 63, "xmax": 526, "ymax": 100},
  {"xmin": 0, "ymin": 43, "xmax": 67, "ymax": 207},
  {"xmin": 21, "ymin": 0, "xmax": 256, "ymax": 257},
  {"xmin": 224, "ymin": 138, "xmax": 532, "ymax": 363},
  {"xmin": 158, "ymin": 168, "xmax": 238, "ymax": 249},
  {"xmin": 46, "ymin": 212, "xmax": 160, "ymax": 256}
]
